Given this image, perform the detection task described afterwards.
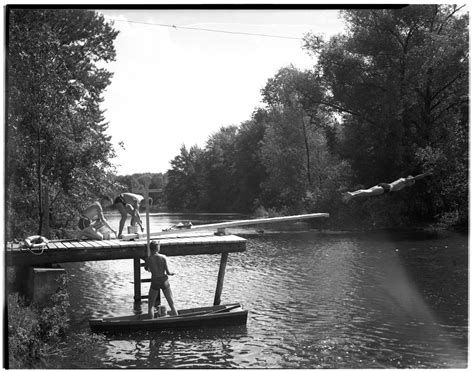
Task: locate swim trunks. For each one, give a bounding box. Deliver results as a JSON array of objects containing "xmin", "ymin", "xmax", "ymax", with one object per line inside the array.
[
  {"xmin": 113, "ymin": 194, "xmax": 127, "ymax": 206},
  {"xmin": 377, "ymin": 182, "xmax": 391, "ymax": 194},
  {"xmin": 78, "ymin": 216, "xmax": 91, "ymax": 230},
  {"xmin": 151, "ymin": 275, "xmax": 170, "ymax": 291}
]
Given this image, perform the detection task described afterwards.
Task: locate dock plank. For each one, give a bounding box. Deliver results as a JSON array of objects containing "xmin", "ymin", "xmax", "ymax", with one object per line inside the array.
[
  {"xmin": 87, "ymin": 240, "xmax": 103, "ymax": 248},
  {"xmin": 94, "ymin": 240, "xmax": 111, "ymax": 248},
  {"xmin": 75, "ymin": 241, "xmax": 90, "ymax": 248},
  {"xmin": 54, "ymin": 242, "xmax": 68, "ymax": 249},
  {"xmin": 106, "ymin": 239, "xmax": 122, "ymax": 247},
  {"xmin": 78, "ymin": 240, "xmax": 94, "ymax": 248}
]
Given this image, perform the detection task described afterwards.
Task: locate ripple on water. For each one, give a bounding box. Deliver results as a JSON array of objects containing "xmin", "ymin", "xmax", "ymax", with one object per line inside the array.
[{"xmin": 60, "ymin": 223, "xmax": 467, "ymax": 368}]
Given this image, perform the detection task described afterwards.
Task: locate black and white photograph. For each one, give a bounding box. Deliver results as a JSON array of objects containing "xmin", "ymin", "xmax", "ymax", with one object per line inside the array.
[{"xmin": 4, "ymin": 3, "xmax": 468, "ymax": 369}]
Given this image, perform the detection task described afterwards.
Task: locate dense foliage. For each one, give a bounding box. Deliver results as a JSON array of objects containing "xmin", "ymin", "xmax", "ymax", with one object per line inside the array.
[
  {"xmin": 6, "ymin": 9, "xmax": 119, "ymax": 240},
  {"xmin": 7, "ymin": 276, "xmax": 105, "ymax": 368},
  {"xmin": 164, "ymin": 5, "xmax": 468, "ymax": 229}
]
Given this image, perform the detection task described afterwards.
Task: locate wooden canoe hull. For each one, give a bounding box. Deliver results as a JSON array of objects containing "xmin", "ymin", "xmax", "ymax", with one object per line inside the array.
[{"xmin": 89, "ymin": 303, "xmax": 248, "ymax": 332}]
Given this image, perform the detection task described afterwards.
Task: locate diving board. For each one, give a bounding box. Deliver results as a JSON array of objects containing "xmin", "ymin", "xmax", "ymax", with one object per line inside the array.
[{"xmin": 122, "ymin": 212, "xmax": 330, "ymax": 240}]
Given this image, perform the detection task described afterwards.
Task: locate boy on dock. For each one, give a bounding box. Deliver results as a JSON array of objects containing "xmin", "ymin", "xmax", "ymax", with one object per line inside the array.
[
  {"xmin": 145, "ymin": 240, "xmax": 178, "ymax": 319},
  {"xmin": 78, "ymin": 195, "xmax": 117, "ymax": 240},
  {"xmin": 342, "ymin": 171, "xmax": 432, "ymax": 203},
  {"xmin": 113, "ymin": 192, "xmax": 148, "ymax": 238}
]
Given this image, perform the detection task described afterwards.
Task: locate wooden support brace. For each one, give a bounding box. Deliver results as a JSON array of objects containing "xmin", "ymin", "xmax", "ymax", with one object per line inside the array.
[
  {"xmin": 133, "ymin": 258, "xmax": 141, "ymax": 303},
  {"xmin": 214, "ymin": 252, "xmax": 228, "ymax": 306}
]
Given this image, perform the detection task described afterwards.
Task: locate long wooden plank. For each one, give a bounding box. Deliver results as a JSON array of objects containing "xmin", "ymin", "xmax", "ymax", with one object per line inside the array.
[{"xmin": 121, "ymin": 212, "xmax": 329, "ymax": 240}]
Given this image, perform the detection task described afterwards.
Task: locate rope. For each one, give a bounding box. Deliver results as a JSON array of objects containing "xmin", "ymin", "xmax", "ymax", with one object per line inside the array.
[{"xmin": 21, "ymin": 245, "xmax": 47, "ymax": 255}]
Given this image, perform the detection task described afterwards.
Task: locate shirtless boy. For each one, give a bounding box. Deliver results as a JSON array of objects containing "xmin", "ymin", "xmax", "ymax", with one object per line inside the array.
[
  {"xmin": 78, "ymin": 195, "xmax": 117, "ymax": 240},
  {"xmin": 342, "ymin": 171, "xmax": 432, "ymax": 203},
  {"xmin": 145, "ymin": 240, "xmax": 178, "ymax": 319},
  {"xmin": 113, "ymin": 192, "xmax": 147, "ymax": 238}
]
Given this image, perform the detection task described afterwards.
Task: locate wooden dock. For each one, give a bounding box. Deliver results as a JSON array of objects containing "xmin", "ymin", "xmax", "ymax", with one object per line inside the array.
[
  {"xmin": 6, "ymin": 232, "xmax": 246, "ymax": 305},
  {"xmin": 5, "ymin": 233, "xmax": 246, "ymax": 266}
]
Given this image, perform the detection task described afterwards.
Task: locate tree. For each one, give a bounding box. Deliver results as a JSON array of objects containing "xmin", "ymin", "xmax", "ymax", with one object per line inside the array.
[
  {"xmin": 232, "ymin": 110, "xmax": 267, "ymax": 212},
  {"xmin": 201, "ymin": 126, "xmax": 239, "ymax": 212},
  {"xmin": 303, "ymin": 5, "xmax": 468, "ymax": 225},
  {"xmin": 259, "ymin": 66, "xmax": 347, "ymax": 214},
  {"xmin": 165, "ymin": 145, "xmax": 205, "ymax": 211},
  {"xmin": 6, "ymin": 9, "xmax": 119, "ymax": 239}
]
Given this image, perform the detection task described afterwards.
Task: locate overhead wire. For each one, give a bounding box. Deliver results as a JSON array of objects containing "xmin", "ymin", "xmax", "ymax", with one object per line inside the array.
[{"xmin": 104, "ymin": 17, "xmax": 303, "ymax": 40}]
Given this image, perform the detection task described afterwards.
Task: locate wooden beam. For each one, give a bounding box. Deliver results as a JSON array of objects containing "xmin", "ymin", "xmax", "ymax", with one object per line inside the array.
[
  {"xmin": 214, "ymin": 252, "xmax": 228, "ymax": 306},
  {"xmin": 133, "ymin": 258, "xmax": 141, "ymax": 303},
  {"xmin": 42, "ymin": 185, "xmax": 50, "ymax": 239},
  {"xmin": 122, "ymin": 212, "xmax": 330, "ymax": 240}
]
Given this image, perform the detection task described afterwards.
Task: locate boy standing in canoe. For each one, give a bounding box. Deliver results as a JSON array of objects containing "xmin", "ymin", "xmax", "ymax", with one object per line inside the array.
[{"xmin": 145, "ymin": 240, "xmax": 179, "ymax": 318}]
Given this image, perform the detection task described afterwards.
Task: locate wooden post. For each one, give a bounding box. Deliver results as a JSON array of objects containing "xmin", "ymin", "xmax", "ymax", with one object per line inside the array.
[
  {"xmin": 144, "ymin": 183, "xmax": 150, "ymax": 253},
  {"xmin": 134, "ymin": 175, "xmax": 152, "ymax": 255},
  {"xmin": 133, "ymin": 258, "xmax": 141, "ymax": 302},
  {"xmin": 214, "ymin": 252, "xmax": 228, "ymax": 306},
  {"xmin": 155, "ymin": 291, "xmax": 161, "ymax": 306},
  {"xmin": 42, "ymin": 184, "xmax": 50, "ymax": 239}
]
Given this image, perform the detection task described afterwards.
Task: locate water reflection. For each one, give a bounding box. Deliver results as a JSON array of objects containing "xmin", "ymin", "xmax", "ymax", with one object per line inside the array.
[
  {"xmin": 98, "ymin": 326, "xmax": 248, "ymax": 368},
  {"xmin": 61, "ymin": 214, "xmax": 467, "ymax": 368}
]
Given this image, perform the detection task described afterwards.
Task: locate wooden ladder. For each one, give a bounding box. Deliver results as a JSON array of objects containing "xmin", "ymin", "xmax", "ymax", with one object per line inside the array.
[{"xmin": 133, "ymin": 258, "xmax": 160, "ymax": 305}]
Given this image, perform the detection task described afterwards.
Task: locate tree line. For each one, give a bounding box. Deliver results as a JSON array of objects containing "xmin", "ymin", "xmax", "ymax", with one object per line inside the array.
[
  {"xmin": 164, "ymin": 5, "xmax": 468, "ymax": 229},
  {"xmin": 6, "ymin": 5, "xmax": 468, "ymax": 240}
]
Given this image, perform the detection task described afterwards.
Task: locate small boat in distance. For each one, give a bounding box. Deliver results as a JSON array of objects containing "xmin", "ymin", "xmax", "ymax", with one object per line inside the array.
[{"xmin": 89, "ymin": 303, "xmax": 247, "ymax": 333}]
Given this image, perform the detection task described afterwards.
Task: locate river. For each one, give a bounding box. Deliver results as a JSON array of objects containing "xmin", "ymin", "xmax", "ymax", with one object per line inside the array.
[{"xmin": 58, "ymin": 213, "xmax": 467, "ymax": 368}]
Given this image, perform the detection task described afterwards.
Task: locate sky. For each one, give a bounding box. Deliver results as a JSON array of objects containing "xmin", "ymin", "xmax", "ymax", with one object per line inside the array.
[{"xmin": 97, "ymin": 8, "xmax": 346, "ymax": 175}]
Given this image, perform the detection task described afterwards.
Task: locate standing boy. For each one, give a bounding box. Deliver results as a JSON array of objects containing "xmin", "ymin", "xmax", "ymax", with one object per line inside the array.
[{"xmin": 145, "ymin": 240, "xmax": 178, "ymax": 318}]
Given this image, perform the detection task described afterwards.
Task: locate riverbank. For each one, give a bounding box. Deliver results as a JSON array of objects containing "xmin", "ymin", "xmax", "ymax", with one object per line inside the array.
[{"xmin": 227, "ymin": 220, "xmax": 466, "ymax": 239}]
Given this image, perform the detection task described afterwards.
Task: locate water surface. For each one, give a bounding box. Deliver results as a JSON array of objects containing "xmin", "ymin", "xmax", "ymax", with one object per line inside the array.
[{"xmin": 60, "ymin": 214, "xmax": 468, "ymax": 368}]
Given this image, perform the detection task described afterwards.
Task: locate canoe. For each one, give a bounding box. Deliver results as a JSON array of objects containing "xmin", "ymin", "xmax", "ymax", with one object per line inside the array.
[{"xmin": 89, "ymin": 303, "xmax": 248, "ymax": 332}]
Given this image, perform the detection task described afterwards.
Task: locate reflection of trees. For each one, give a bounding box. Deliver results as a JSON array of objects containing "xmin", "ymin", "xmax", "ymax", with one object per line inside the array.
[{"xmin": 146, "ymin": 327, "xmax": 247, "ymax": 368}]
